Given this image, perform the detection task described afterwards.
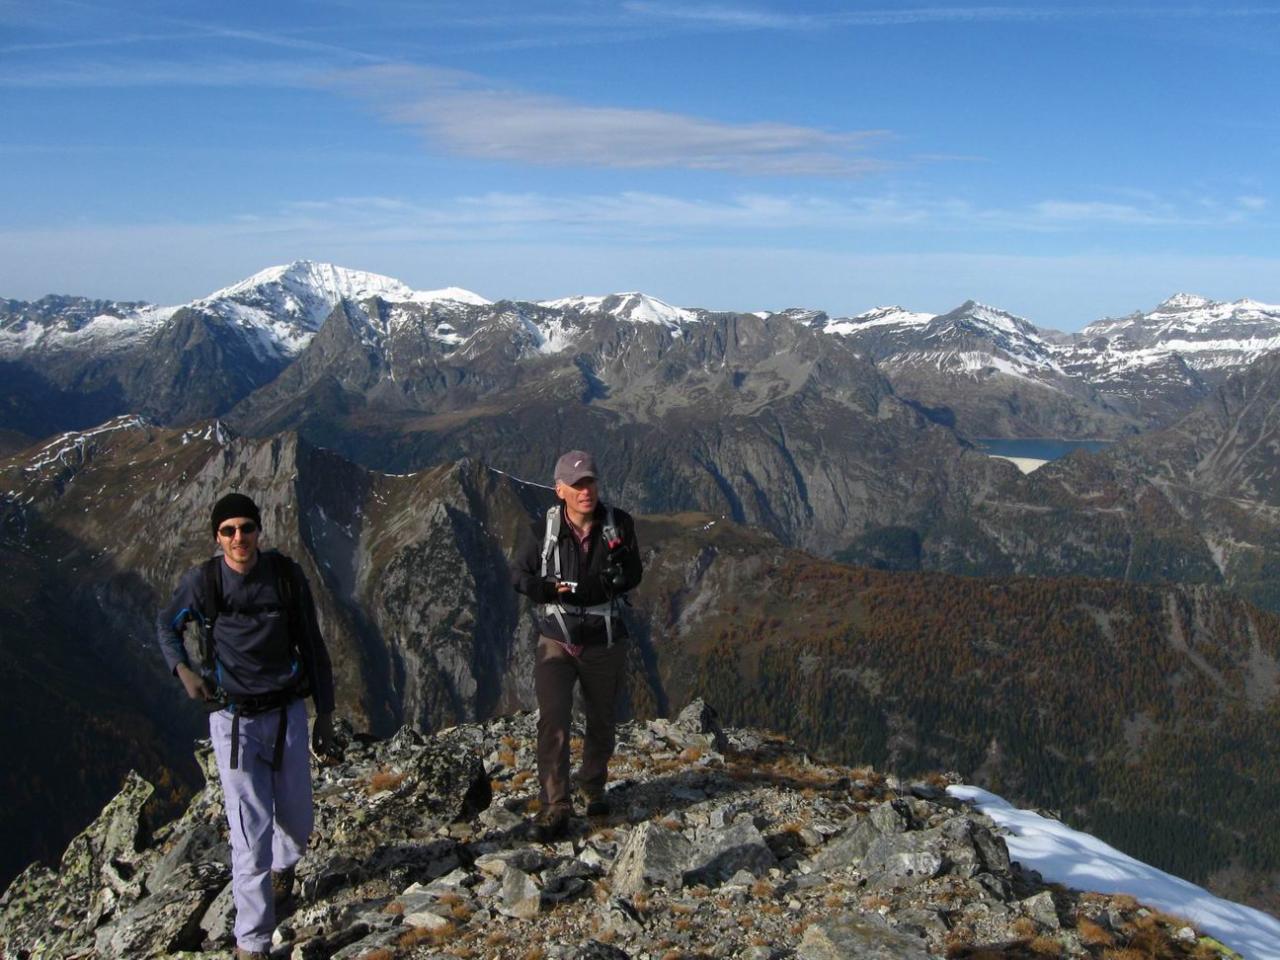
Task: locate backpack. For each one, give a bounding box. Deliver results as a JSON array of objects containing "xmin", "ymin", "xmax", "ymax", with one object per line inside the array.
[
  {"xmin": 539, "ymin": 503, "xmax": 623, "ymax": 646},
  {"xmin": 196, "ymin": 550, "xmax": 311, "ymax": 699},
  {"xmin": 196, "ymin": 550, "xmax": 311, "ymax": 770}
]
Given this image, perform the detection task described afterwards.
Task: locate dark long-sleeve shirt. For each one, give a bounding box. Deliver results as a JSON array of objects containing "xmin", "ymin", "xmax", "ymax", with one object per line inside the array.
[
  {"xmin": 511, "ymin": 502, "xmax": 643, "ymax": 646},
  {"xmin": 156, "ymin": 550, "xmax": 336, "ymax": 713}
]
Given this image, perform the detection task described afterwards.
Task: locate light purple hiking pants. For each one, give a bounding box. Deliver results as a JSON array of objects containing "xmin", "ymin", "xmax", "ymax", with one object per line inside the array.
[{"xmin": 210, "ymin": 697, "xmax": 313, "ymax": 952}]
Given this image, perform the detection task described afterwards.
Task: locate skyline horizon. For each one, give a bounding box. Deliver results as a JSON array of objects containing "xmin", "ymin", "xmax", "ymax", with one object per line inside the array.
[{"xmin": 9, "ymin": 255, "xmax": 1277, "ymax": 333}]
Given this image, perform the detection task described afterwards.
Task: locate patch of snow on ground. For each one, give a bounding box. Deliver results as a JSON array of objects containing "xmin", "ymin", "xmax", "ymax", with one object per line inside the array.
[
  {"xmin": 826, "ymin": 306, "xmax": 934, "ymax": 334},
  {"xmin": 538, "ymin": 292, "xmax": 697, "ymax": 327},
  {"xmin": 536, "ymin": 317, "xmax": 579, "ymax": 354},
  {"xmin": 410, "ymin": 286, "xmax": 491, "ymax": 306},
  {"xmin": 23, "ymin": 415, "xmax": 148, "ymax": 472},
  {"xmin": 949, "ymin": 784, "xmax": 1280, "ymax": 960}
]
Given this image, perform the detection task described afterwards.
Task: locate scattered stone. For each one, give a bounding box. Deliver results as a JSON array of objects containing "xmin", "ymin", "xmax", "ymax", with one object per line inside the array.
[
  {"xmin": 798, "ymin": 912, "xmax": 932, "ymax": 960},
  {"xmin": 1021, "ymin": 889, "xmax": 1061, "ymax": 929},
  {"xmin": 683, "ymin": 819, "xmax": 776, "ymax": 887},
  {"xmin": 498, "ymin": 865, "xmax": 542, "ymax": 919},
  {"xmin": 572, "ymin": 939, "xmax": 632, "ymax": 959},
  {"xmin": 609, "ymin": 821, "xmax": 694, "ymax": 895}
]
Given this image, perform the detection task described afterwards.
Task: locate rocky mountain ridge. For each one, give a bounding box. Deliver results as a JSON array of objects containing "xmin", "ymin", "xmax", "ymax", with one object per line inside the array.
[
  {"xmin": 0, "ymin": 704, "xmax": 1250, "ymax": 960},
  {"xmin": 4, "ymin": 262, "xmax": 1278, "ymax": 450}
]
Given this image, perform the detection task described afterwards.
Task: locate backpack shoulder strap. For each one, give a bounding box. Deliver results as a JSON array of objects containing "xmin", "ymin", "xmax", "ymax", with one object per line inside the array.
[
  {"xmin": 540, "ymin": 505, "xmax": 562, "ymax": 579},
  {"xmin": 268, "ymin": 550, "xmax": 299, "ymax": 612},
  {"xmin": 200, "ymin": 556, "xmax": 223, "ymax": 626}
]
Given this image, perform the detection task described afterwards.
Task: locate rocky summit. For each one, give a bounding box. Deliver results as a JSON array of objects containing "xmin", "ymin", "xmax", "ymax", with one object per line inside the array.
[{"xmin": 0, "ymin": 702, "xmax": 1237, "ymax": 960}]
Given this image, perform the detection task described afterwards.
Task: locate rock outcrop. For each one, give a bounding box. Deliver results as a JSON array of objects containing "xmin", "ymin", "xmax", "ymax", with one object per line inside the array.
[{"xmin": 0, "ymin": 704, "xmax": 1235, "ymax": 959}]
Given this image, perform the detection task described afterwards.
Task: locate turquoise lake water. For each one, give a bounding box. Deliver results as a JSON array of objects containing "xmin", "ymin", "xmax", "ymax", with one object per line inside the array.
[{"xmin": 973, "ymin": 438, "xmax": 1113, "ymax": 461}]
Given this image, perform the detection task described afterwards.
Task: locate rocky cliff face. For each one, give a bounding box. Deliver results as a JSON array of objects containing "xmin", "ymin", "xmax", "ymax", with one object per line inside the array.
[{"xmin": 0, "ymin": 706, "xmax": 1236, "ymax": 960}]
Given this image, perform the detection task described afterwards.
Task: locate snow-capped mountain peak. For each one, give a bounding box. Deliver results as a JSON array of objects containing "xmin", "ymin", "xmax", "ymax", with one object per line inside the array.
[
  {"xmin": 1155, "ymin": 292, "xmax": 1214, "ymax": 312},
  {"xmin": 815, "ymin": 305, "xmax": 934, "ymax": 337},
  {"xmin": 202, "ymin": 260, "xmax": 417, "ymax": 324},
  {"xmin": 537, "ymin": 292, "xmax": 697, "ymax": 328}
]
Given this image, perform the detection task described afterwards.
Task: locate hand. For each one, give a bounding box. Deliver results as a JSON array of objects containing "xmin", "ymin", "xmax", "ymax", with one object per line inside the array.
[
  {"xmin": 311, "ymin": 712, "xmax": 342, "ymax": 762},
  {"xmin": 176, "ymin": 663, "xmax": 214, "ymax": 701},
  {"xmin": 556, "ymin": 581, "xmax": 575, "ymax": 595}
]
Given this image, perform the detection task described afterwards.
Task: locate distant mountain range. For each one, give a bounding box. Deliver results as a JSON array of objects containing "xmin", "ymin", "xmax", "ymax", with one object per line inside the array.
[
  {"xmin": 4, "ymin": 261, "xmax": 1279, "ymax": 449},
  {"xmin": 5, "ymin": 261, "xmax": 1279, "ymax": 557}
]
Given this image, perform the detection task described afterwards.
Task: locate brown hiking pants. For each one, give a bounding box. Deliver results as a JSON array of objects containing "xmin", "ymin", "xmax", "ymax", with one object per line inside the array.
[{"xmin": 534, "ymin": 635, "xmax": 627, "ymax": 811}]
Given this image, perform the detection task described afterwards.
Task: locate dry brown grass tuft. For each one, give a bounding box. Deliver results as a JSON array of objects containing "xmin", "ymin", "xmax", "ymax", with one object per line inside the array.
[
  {"xmin": 758, "ymin": 902, "xmax": 784, "ymax": 916},
  {"xmin": 1029, "ymin": 935, "xmax": 1063, "ymax": 957},
  {"xmin": 671, "ymin": 902, "xmax": 696, "ymax": 915},
  {"xmin": 523, "ymin": 947, "xmax": 547, "ymax": 960},
  {"xmin": 679, "ymin": 746, "xmax": 703, "ymax": 762},
  {"xmin": 397, "ymin": 922, "xmax": 456, "ymax": 948},
  {"xmin": 512, "ymin": 769, "xmax": 534, "ymax": 787},
  {"xmin": 1077, "ymin": 917, "xmax": 1115, "ymax": 947},
  {"xmin": 361, "ymin": 950, "xmax": 394, "ymax": 960},
  {"xmin": 1100, "ymin": 950, "xmax": 1148, "ymax": 960},
  {"xmin": 1109, "ymin": 894, "xmax": 1140, "ymax": 911},
  {"xmin": 382, "ymin": 900, "xmax": 404, "ymax": 914},
  {"xmin": 497, "ymin": 747, "xmax": 517, "ymax": 767},
  {"xmin": 365, "ymin": 768, "xmax": 406, "ymax": 795},
  {"xmin": 750, "ymin": 878, "xmax": 774, "ymax": 898},
  {"xmin": 1012, "ymin": 917, "xmax": 1040, "ymax": 939},
  {"xmin": 500, "ymin": 734, "xmax": 517, "ymax": 748}
]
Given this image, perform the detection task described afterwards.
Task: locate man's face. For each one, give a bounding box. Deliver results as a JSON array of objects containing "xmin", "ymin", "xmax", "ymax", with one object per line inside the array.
[
  {"xmin": 556, "ymin": 476, "xmax": 598, "ymax": 516},
  {"xmin": 216, "ymin": 516, "xmax": 260, "ymax": 565}
]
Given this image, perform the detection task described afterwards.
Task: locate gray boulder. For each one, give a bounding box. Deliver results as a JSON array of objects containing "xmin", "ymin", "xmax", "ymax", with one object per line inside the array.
[
  {"xmin": 683, "ymin": 819, "xmax": 777, "ymax": 887},
  {"xmin": 798, "ymin": 912, "xmax": 932, "ymax": 960},
  {"xmin": 609, "ymin": 822, "xmax": 694, "ymax": 895}
]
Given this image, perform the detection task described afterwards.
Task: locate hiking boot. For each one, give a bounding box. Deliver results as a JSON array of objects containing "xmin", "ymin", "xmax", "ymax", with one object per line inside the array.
[
  {"xmin": 534, "ymin": 805, "xmax": 571, "ymax": 842},
  {"xmin": 271, "ymin": 865, "xmax": 295, "ymax": 907},
  {"xmin": 234, "ymin": 949, "xmax": 268, "ymax": 960},
  {"xmin": 578, "ymin": 785, "xmax": 611, "ymax": 817}
]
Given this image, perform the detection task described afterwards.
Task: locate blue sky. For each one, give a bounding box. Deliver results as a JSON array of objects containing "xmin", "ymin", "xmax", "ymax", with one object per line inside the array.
[{"xmin": 2, "ymin": 1, "xmax": 1278, "ymax": 329}]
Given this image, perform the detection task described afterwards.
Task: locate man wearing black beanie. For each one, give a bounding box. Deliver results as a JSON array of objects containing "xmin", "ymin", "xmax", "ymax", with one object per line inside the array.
[{"xmin": 157, "ymin": 492, "xmax": 338, "ymax": 960}]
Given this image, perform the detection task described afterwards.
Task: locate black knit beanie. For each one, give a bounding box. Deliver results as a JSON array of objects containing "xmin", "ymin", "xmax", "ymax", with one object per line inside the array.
[{"xmin": 210, "ymin": 493, "xmax": 262, "ymax": 536}]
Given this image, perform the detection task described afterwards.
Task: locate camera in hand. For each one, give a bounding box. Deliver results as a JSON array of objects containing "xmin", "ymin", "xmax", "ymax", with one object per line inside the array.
[{"xmin": 602, "ymin": 520, "xmax": 628, "ymax": 590}]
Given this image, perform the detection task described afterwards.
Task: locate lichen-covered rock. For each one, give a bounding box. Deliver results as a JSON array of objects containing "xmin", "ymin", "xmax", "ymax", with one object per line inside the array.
[
  {"xmin": 96, "ymin": 860, "xmax": 228, "ymax": 958},
  {"xmin": 798, "ymin": 912, "xmax": 932, "ymax": 960},
  {"xmin": 609, "ymin": 821, "xmax": 694, "ymax": 895}
]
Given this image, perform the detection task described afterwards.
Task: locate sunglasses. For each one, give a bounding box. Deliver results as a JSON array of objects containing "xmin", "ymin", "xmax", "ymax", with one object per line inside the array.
[{"xmin": 217, "ymin": 521, "xmax": 259, "ymax": 539}]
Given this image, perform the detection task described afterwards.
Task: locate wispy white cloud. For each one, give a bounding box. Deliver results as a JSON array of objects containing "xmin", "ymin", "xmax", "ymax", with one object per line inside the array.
[
  {"xmin": 0, "ymin": 58, "xmax": 322, "ymax": 89},
  {"xmin": 233, "ymin": 187, "xmax": 1273, "ymax": 239},
  {"xmin": 327, "ymin": 64, "xmax": 890, "ymax": 176},
  {"xmin": 624, "ymin": 2, "xmax": 1280, "ymax": 29}
]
